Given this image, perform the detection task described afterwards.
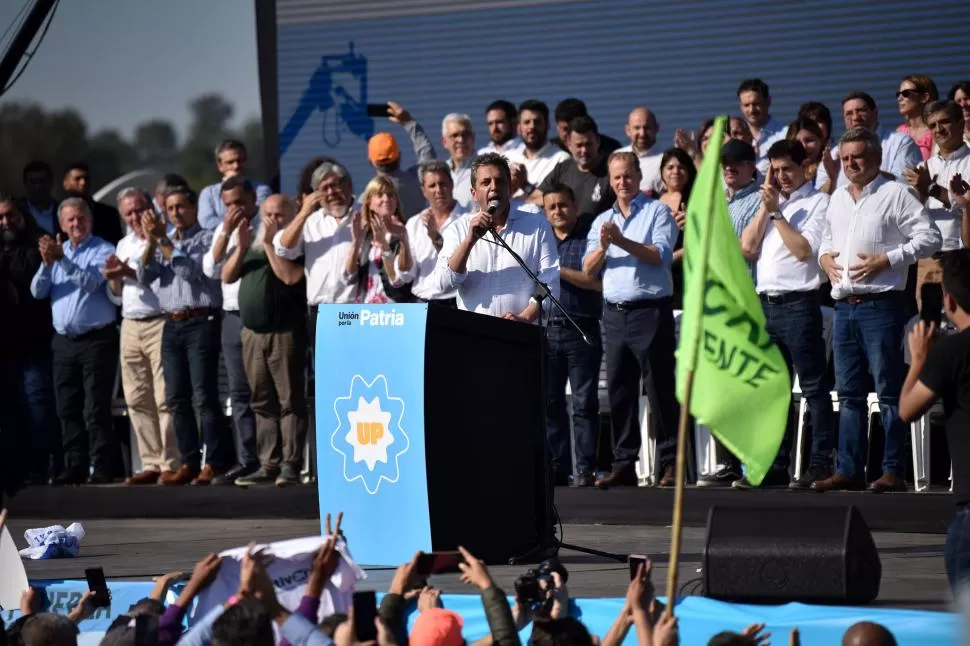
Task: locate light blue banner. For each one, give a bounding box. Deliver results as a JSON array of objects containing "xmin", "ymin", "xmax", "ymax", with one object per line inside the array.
[{"xmin": 315, "ymin": 303, "xmax": 432, "ymax": 565}]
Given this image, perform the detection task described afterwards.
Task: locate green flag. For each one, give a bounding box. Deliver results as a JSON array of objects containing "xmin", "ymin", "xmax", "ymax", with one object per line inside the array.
[{"xmin": 675, "ymin": 116, "xmax": 791, "ymax": 487}]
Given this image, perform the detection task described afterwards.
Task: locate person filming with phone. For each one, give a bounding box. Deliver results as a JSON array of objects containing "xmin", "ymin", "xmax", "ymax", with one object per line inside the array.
[{"xmin": 900, "ymin": 249, "xmax": 970, "ymax": 598}]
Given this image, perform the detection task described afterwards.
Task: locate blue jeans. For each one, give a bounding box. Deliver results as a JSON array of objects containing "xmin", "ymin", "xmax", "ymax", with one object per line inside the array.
[
  {"xmin": 222, "ymin": 311, "xmax": 258, "ymax": 468},
  {"xmin": 162, "ymin": 315, "xmax": 232, "ymax": 470},
  {"xmin": 833, "ymin": 296, "xmax": 906, "ymax": 479},
  {"xmin": 946, "ymin": 505, "xmax": 970, "ymax": 595},
  {"xmin": 545, "ymin": 319, "xmax": 602, "ymax": 476},
  {"xmin": 21, "ymin": 350, "xmax": 60, "ymax": 476},
  {"xmin": 762, "ymin": 292, "xmax": 836, "ymax": 470}
]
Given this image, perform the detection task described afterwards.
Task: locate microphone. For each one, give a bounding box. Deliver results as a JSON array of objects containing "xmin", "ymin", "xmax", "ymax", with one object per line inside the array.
[{"xmin": 473, "ymin": 199, "xmax": 502, "ymax": 238}]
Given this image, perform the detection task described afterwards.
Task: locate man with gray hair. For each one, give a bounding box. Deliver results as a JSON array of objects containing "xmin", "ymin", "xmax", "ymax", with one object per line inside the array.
[
  {"xmin": 30, "ymin": 197, "xmax": 120, "ymax": 485},
  {"xmin": 814, "ymin": 127, "xmax": 942, "ymax": 493},
  {"xmin": 274, "ymin": 160, "xmax": 360, "ymax": 335},
  {"xmin": 365, "ymin": 101, "xmax": 437, "ymax": 219},
  {"xmin": 397, "ymin": 160, "xmax": 467, "ymax": 305},
  {"xmin": 103, "ymin": 187, "xmax": 178, "ymax": 485},
  {"xmin": 441, "ymin": 113, "xmax": 476, "ymax": 208},
  {"xmin": 19, "ymin": 612, "xmax": 79, "ymax": 646},
  {"xmin": 197, "ymin": 139, "xmax": 272, "ymax": 231}
]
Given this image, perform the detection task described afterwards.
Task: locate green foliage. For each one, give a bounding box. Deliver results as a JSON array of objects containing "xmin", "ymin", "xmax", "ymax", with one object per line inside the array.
[{"xmin": 0, "ymin": 94, "xmax": 265, "ymax": 196}]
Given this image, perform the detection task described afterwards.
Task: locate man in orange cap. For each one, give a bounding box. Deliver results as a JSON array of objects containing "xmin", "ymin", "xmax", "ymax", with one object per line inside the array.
[{"xmin": 365, "ymin": 101, "xmax": 437, "ymax": 220}]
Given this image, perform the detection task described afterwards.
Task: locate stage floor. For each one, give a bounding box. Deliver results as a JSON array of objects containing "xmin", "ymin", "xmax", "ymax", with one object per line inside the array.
[{"xmin": 3, "ymin": 484, "xmax": 955, "ymax": 611}]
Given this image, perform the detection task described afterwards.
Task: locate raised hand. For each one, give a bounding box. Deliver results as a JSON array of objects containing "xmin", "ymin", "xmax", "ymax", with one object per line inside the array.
[
  {"xmin": 760, "ymin": 167, "xmax": 780, "ymax": 213},
  {"xmin": 820, "ymin": 252, "xmax": 844, "ymax": 285},
  {"xmin": 389, "ymin": 552, "xmax": 421, "ymax": 595},
  {"xmin": 468, "ymin": 210, "xmax": 493, "ymax": 241},
  {"xmin": 848, "ymin": 251, "xmax": 889, "ymax": 282},
  {"xmin": 651, "ymin": 611, "xmax": 679, "ymax": 646},
  {"xmin": 602, "ymin": 222, "xmax": 622, "ymax": 247},
  {"xmin": 902, "ymin": 164, "xmax": 933, "ymax": 198},
  {"xmin": 457, "ymin": 545, "xmax": 493, "ymax": 590},
  {"xmin": 821, "ymin": 145, "xmax": 840, "ymax": 183},
  {"xmin": 67, "ymin": 589, "xmax": 100, "ymax": 623},
  {"xmin": 141, "ymin": 212, "xmax": 164, "ymax": 241},
  {"xmin": 383, "ymin": 213, "xmax": 407, "ymax": 239},
  {"xmin": 262, "ymin": 214, "xmax": 279, "ymax": 244},
  {"xmin": 20, "ymin": 587, "xmax": 42, "ymax": 615},
  {"xmin": 300, "ymin": 190, "xmax": 327, "ymax": 216},
  {"xmin": 908, "ymin": 320, "xmax": 937, "ymax": 365},
  {"xmin": 951, "ymin": 173, "xmax": 970, "ymax": 209},
  {"xmin": 224, "ymin": 206, "xmax": 244, "ymax": 233},
  {"xmin": 673, "ymin": 128, "xmax": 696, "ymax": 156},
  {"xmin": 673, "ymin": 203, "xmax": 687, "ymax": 231},
  {"xmin": 237, "ymin": 220, "xmax": 253, "ymax": 247},
  {"xmin": 102, "ymin": 254, "xmax": 127, "ymax": 279},
  {"xmin": 417, "ymin": 587, "xmax": 442, "ymax": 613},
  {"xmin": 187, "ymin": 553, "xmax": 223, "ymax": 591},
  {"xmin": 350, "ymin": 210, "xmax": 366, "ymax": 243},
  {"xmin": 742, "ymin": 623, "xmax": 772, "ymax": 645},
  {"xmin": 38, "ymin": 235, "xmax": 56, "ymax": 265},
  {"xmin": 386, "ymin": 101, "xmax": 411, "ymax": 125},
  {"xmin": 307, "ymin": 538, "xmax": 340, "ymax": 598}
]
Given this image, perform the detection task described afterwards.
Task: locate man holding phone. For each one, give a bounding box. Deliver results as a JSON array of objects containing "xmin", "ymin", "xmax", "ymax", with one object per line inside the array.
[
  {"xmin": 365, "ymin": 101, "xmax": 437, "ymax": 219},
  {"xmin": 900, "ymin": 250, "xmax": 970, "ymax": 596}
]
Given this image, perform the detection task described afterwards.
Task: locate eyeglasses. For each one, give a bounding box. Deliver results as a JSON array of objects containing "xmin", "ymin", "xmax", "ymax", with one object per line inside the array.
[{"xmin": 896, "ymin": 89, "xmax": 919, "ymax": 99}]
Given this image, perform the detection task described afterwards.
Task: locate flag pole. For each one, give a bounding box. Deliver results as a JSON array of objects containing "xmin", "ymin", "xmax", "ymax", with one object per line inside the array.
[{"xmin": 664, "ymin": 117, "xmax": 726, "ymax": 617}]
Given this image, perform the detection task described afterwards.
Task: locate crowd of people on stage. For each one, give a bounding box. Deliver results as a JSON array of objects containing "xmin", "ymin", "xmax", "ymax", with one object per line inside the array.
[{"xmin": 2, "ymin": 75, "xmax": 970, "ymax": 504}]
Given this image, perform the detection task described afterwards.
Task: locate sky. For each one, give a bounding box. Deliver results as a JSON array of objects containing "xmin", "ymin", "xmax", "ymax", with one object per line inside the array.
[{"xmin": 0, "ymin": 0, "xmax": 262, "ymax": 140}]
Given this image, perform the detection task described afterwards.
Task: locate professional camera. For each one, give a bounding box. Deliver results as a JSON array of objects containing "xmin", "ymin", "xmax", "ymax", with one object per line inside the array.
[{"xmin": 514, "ymin": 557, "xmax": 569, "ymax": 605}]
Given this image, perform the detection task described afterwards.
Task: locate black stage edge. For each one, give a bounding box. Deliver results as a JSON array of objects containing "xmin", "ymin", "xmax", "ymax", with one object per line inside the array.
[{"xmin": 4, "ymin": 485, "xmax": 954, "ymax": 534}]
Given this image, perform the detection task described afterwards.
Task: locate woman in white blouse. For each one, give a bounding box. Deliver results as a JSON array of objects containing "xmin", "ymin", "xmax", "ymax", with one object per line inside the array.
[{"xmin": 343, "ymin": 176, "xmax": 414, "ymax": 303}]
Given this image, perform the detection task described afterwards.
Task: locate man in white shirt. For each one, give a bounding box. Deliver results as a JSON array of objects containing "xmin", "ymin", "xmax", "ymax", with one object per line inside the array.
[
  {"xmin": 816, "ymin": 92, "xmax": 923, "ymax": 192},
  {"xmin": 435, "ymin": 152, "xmax": 559, "ymax": 321},
  {"xmin": 442, "ymin": 113, "xmax": 476, "ymax": 209},
  {"xmin": 203, "ymin": 176, "xmax": 260, "ymax": 485},
  {"xmin": 476, "ymin": 100, "xmax": 522, "ymax": 156},
  {"xmin": 739, "ymin": 140, "xmax": 836, "ymax": 490},
  {"xmin": 903, "ymin": 100, "xmax": 970, "ymax": 306},
  {"xmin": 737, "ymin": 78, "xmax": 787, "ymax": 174},
  {"xmin": 103, "ymin": 188, "xmax": 178, "ymax": 484},
  {"xmin": 618, "ymin": 107, "xmax": 664, "ymax": 195},
  {"xmin": 197, "ymin": 140, "xmax": 272, "ymax": 231},
  {"xmin": 505, "ymin": 100, "xmax": 569, "ymax": 198},
  {"xmin": 815, "ymin": 127, "xmax": 942, "ymax": 493},
  {"xmin": 397, "ymin": 160, "xmax": 466, "ymax": 306},
  {"xmin": 274, "ymin": 160, "xmax": 359, "ymax": 335}
]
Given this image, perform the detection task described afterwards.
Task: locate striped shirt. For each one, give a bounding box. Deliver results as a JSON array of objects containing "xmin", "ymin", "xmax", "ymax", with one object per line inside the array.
[
  {"xmin": 136, "ymin": 222, "xmax": 222, "ymax": 313},
  {"xmin": 726, "ymin": 181, "xmax": 761, "ymax": 284}
]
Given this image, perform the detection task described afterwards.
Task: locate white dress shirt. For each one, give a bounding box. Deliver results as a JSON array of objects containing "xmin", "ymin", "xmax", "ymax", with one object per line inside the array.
[
  {"xmin": 273, "ymin": 208, "xmax": 358, "ymax": 305},
  {"xmin": 819, "ymin": 175, "xmax": 942, "ymax": 300},
  {"xmin": 203, "ymin": 218, "xmax": 260, "ymax": 311},
  {"xmin": 397, "ymin": 203, "xmax": 466, "ymax": 300},
  {"xmin": 504, "ymin": 142, "xmax": 570, "ymax": 190},
  {"xmin": 618, "ymin": 145, "xmax": 664, "ymax": 194},
  {"xmin": 110, "ymin": 232, "xmax": 163, "ymax": 319},
  {"xmin": 755, "ymin": 182, "xmax": 829, "ymax": 294},
  {"xmin": 816, "ymin": 125, "xmax": 923, "ymax": 189},
  {"xmin": 754, "ymin": 116, "xmax": 788, "ymax": 174},
  {"xmin": 435, "ymin": 204, "xmax": 560, "ymax": 319},
  {"xmin": 477, "ymin": 137, "xmax": 522, "ymax": 156},
  {"xmin": 449, "ymin": 157, "xmax": 473, "ymax": 209},
  {"xmin": 920, "ymin": 143, "xmax": 970, "ymax": 251}
]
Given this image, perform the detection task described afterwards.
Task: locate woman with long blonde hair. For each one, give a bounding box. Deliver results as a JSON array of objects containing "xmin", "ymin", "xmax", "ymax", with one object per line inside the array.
[{"xmin": 343, "ymin": 176, "xmax": 414, "ymax": 303}]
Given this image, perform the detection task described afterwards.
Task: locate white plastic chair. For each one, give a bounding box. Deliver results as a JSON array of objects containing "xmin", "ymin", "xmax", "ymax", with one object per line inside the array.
[{"xmin": 791, "ymin": 375, "xmax": 839, "ymax": 481}]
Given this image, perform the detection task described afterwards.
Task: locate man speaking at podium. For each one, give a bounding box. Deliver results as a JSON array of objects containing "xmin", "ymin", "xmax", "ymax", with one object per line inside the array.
[{"xmin": 435, "ymin": 152, "xmax": 560, "ymax": 321}]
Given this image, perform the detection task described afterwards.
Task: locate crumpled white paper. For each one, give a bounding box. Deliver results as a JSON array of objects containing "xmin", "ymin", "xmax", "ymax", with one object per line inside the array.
[{"xmin": 19, "ymin": 523, "xmax": 85, "ymax": 560}]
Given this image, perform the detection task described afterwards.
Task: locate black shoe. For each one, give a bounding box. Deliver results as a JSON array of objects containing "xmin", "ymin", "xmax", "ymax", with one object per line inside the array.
[
  {"xmin": 87, "ymin": 472, "xmax": 114, "ymax": 485},
  {"xmin": 213, "ymin": 464, "xmax": 258, "ymax": 486},
  {"xmin": 733, "ymin": 468, "xmax": 791, "ymax": 490},
  {"xmin": 790, "ymin": 466, "xmax": 832, "ymax": 490},
  {"xmin": 52, "ymin": 469, "xmax": 85, "ymax": 486},
  {"xmin": 696, "ymin": 464, "xmax": 741, "ymax": 488},
  {"xmin": 235, "ymin": 467, "xmax": 279, "ymax": 487},
  {"xmin": 571, "ymin": 471, "xmax": 595, "ymax": 488},
  {"xmin": 275, "ymin": 465, "xmax": 301, "ymax": 487}
]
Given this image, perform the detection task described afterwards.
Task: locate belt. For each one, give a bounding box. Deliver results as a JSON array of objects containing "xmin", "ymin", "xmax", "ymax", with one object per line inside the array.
[
  {"xmin": 61, "ymin": 324, "xmax": 114, "ymax": 342},
  {"xmin": 549, "ymin": 316, "xmax": 598, "ymax": 328},
  {"xmin": 128, "ymin": 313, "xmax": 165, "ymax": 322},
  {"xmin": 168, "ymin": 308, "xmax": 216, "ymax": 322},
  {"xmin": 605, "ymin": 298, "xmax": 671, "ymax": 311},
  {"xmin": 759, "ymin": 291, "xmax": 816, "ymax": 305},
  {"xmin": 838, "ymin": 292, "xmax": 898, "ymax": 305}
]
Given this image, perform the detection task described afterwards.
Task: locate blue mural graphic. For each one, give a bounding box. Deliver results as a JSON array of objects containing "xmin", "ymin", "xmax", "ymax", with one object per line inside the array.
[{"xmin": 279, "ymin": 42, "xmax": 374, "ymax": 155}]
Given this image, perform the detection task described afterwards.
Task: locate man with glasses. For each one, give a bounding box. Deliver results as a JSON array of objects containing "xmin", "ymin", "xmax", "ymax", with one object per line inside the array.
[{"xmin": 441, "ymin": 114, "xmax": 476, "ymax": 208}]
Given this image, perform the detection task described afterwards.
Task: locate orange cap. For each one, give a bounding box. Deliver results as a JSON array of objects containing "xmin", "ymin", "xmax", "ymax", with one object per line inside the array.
[
  {"xmin": 368, "ymin": 133, "xmax": 401, "ymax": 166},
  {"xmin": 409, "ymin": 608, "xmax": 463, "ymax": 646}
]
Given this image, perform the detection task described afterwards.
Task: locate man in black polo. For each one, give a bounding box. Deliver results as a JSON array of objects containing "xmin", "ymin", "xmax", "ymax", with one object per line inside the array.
[
  {"xmin": 542, "ymin": 183, "xmax": 603, "ymax": 487},
  {"xmin": 538, "ymin": 116, "xmax": 615, "ymax": 221}
]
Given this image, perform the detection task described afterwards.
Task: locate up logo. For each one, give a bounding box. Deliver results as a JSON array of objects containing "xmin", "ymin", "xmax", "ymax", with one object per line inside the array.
[{"xmin": 332, "ymin": 375, "xmax": 408, "ymax": 494}]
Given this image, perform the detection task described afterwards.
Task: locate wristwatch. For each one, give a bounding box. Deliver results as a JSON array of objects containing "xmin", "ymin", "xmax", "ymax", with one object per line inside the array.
[{"xmin": 768, "ymin": 211, "xmax": 783, "ymax": 221}]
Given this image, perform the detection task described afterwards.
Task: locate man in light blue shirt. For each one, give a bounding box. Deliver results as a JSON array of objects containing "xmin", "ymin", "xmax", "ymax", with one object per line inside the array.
[
  {"xmin": 197, "ymin": 139, "xmax": 272, "ymax": 230},
  {"xmin": 583, "ymin": 151, "xmax": 679, "ymax": 489},
  {"xmin": 30, "ymin": 197, "xmax": 119, "ymax": 485}
]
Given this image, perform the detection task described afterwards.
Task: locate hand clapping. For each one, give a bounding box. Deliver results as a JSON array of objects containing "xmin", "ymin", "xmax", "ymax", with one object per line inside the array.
[
  {"xmin": 600, "ymin": 221, "xmax": 621, "ymax": 249},
  {"xmin": 950, "ymin": 173, "xmax": 970, "ymax": 209},
  {"xmin": 38, "ymin": 233, "xmax": 63, "ymax": 265}
]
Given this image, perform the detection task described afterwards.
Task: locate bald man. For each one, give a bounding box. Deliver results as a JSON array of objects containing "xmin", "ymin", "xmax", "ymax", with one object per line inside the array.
[
  {"xmin": 842, "ymin": 621, "xmax": 897, "ymax": 646},
  {"xmin": 618, "ymin": 107, "xmax": 664, "ymax": 194},
  {"xmin": 222, "ymin": 194, "xmax": 308, "ymax": 488}
]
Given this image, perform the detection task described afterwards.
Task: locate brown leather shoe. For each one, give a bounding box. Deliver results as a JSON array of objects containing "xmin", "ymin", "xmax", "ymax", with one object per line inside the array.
[
  {"xmin": 658, "ymin": 465, "xmax": 676, "ymax": 487},
  {"xmin": 811, "ymin": 474, "xmax": 866, "ymax": 492},
  {"xmin": 191, "ymin": 465, "xmax": 218, "ymax": 486},
  {"xmin": 125, "ymin": 470, "xmax": 160, "ymax": 485},
  {"xmin": 595, "ymin": 468, "xmax": 637, "ymax": 488},
  {"xmin": 869, "ymin": 473, "xmax": 907, "ymax": 493},
  {"xmin": 160, "ymin": 465, "xmax": 199, "ymax": 486}
]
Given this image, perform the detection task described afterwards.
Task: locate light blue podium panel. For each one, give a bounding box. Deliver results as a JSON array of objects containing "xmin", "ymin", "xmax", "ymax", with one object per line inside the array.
[{"xmin": 315, "ymin": 304, "xmax": 432, "ymax": 565}]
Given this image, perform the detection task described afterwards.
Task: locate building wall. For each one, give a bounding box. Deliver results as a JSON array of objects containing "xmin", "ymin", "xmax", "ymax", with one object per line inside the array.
[{"xmin": 275, "ymin": 0, "xmax": 970, "ymax": 197}]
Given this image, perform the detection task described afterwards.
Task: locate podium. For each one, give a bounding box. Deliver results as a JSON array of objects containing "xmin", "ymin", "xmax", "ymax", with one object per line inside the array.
[{"xmin": 315, "ymin": 304, "xmax": 547, "ymax": 565}]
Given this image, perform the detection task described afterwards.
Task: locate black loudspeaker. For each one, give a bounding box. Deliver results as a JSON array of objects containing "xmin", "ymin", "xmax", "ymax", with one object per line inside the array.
[{"xmin": 703, "ymin": 505, "xmax": 881, "ymax": 604}]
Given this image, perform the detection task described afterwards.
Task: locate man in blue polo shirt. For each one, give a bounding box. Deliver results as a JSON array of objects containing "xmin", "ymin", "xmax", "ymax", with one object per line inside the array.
[
  {"xmin": 542, "ymin": 182, "xmax": 603, "ymax": 487},
  {"xmin": 583, "ymin": 151, "xmax": 679, "ymax": 488}
]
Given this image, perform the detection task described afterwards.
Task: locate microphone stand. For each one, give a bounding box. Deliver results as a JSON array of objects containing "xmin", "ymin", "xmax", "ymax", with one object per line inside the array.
[{"xmin": 485, "ymin": 221, "xmax": 625, "ymax": 565}]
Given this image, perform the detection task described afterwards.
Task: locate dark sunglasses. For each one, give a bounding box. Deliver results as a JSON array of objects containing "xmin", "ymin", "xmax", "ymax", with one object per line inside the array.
[{"xmin": 896, "ymin": 89, "xmax": 920, "ymax": 99}]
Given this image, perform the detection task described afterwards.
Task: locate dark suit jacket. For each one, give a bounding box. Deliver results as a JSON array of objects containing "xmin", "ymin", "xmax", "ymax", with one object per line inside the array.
[{"xmin": 17, "ymin": 196, "xmax": 124, "ymax": 245}]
